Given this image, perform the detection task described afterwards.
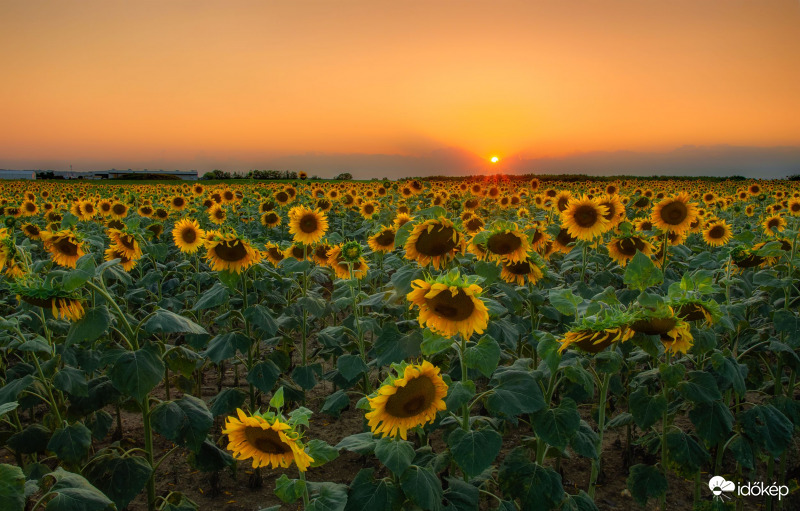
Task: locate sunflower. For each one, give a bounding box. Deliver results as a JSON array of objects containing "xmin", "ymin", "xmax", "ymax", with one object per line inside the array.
[
  {"xmin": 787, "ymin": 198, "xmax": 800, "ymax": 217},
  {"xmin": 312, "ymin": 243, "xmax": 332, "ymax": 267},
  {"xmin": 607, "ymin": 235, "xmax": 654, "ymax": 267},
  {"xmin": 597, "ymin": 194, "xmax": 626, "ymax": 227},
  {"xmin": 651, "ymin": 193, "xmax": 697, "ymax": 235},
  {"xmin": 551, "ymin": 228, "xmax": 577, "ymax": 254},
  {"xmin": 407, "ymin": 273, "xmax": 489, "ymax": 339},
  {"xmin": 284, "ymin": 243, "xmax": 309, "ymax": 261},
  {"xmin": 172, "ymin": 218, "xmax": 205, "ymax": 254},
  {"xmin": 108, "ymin": 229, "xmax": 143, "ymax": 260},
  {"xmin": 762, "ymin": 214, "xmax": 786, "ymax": 236},
  {"xmin": 138, "ymin": 205, "xmax": 154, "ymax": 218},
  {"xmin": 104, "ymin": 246, "xmax": 137, "ymax": 271},
  {"xmin": 97, "ymin": 200, "xmax": 113, "ymax": 216},
  {"xmin": 368, "ymin": 227, "xmax": 396, "ymax": 253},
  {"xmin": 394, "ymin": 213, "xmax": 414, "ymax": 228},
  {"xmin": 674, "ymin": 299, "xmax": 720, "ymax": 324},
  {"xmin": 20, "ymin": 200, "xmax": 39, "ymax": 216},
  {"xmin": 558, "ymin": 327, "xmax": 633, "ymax": 354},
  {"xmin": 204, "ymin": 231, "xmax": 263, "ymax": 273},
  {"xmin": 326, "ymin": 244, "xmax": 368, "ymax": 280},
  {"xmin": 288, "ymin": 207, "xmax": 328, "ymax": 245},
  {"xmin": 702, "ymin": 220, "xmax": 732, "ymax": 247},
  {"xmin": 260, "ymin": 211, "xmax": 281, "ymax": 228},
  {"xmin": 208, "ymin": 204, "xmax": 227, "ymax": 225},
  {"xmin": 404, "ymin": 217, "xmax": 463, "ymax": 269},
  {"xmin": 40, "ymin": 229, "xmax": 85, "ymax": 268},
  {"xmin": 560, "ymin": 196, "xmax": 611, "ymax": 240},
  {"xmin": 463, "ymin": 215, "xmax": 485, "ymax": 234},
  {"xmin": 12, "ymin": 278, "xmax": 86, "ymax": 322},
  {"xmin": 76, "ymin": 200, "xmax": 97, "ymax": 221},
  {"xmin": 660, "ymin": 321, "xmax": 694, "ymax": 355},
  {"xmin": 110, "ymin": 202, "xmax": 129, "ymax": 220},
  {"xmin": 365, "ymin": 361, "xmax": 448, "ymax": 440},
  {"xmin": 479, "ymin": 225, "xmax": 530, "ymax": 263},
  {"xmin": 360, "ymin": 201, "xmax": 379, "ymax": 220},
  {"xmin": 20, "ymin": 223, "xmax": 42, "ymax": 240},
  {"xmin": 222, "ymin": 409, "xmax": 313, "ymax": 471},
  {"xmin": 264, "ymin": 242, "xmax": 286, "ymax": 266},
  {"xmin": 169, "ymin": 195, "xmax": 188, "ymax": 211},
  {"xmin": 500, "ymin": 254, "xmax": 545, "ymax": 286}
]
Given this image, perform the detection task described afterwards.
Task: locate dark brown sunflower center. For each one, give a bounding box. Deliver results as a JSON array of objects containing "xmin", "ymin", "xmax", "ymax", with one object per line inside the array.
[
  {"xmin": 55, "ymin": 237, "xmax": 79, "ymax": 256},
  {"xmin": 634, "ymin": 197, "xmax": 650, "ymax": 208},
  {"xmin": 213, "ymin": 241, "xmax": 248, "ymax": 262},
  {"xmin": 426, "ymin": 289, "xmax": 475, "ymax": 321},
  {"xmin": 265, "ymin": 213, "xmax": 278, "ymax": 223},
  {"xmin": 414, "ymin": 225, "xmax": 458, "ymax": 256},
  {"xmin": 119, "ymin": 235, "xmax": 136, "ymax": 250},
  {"xmin": 20, "ymin": 296, "xmax": 54, "ymax": 308},
  {"xmin": 291, "ymin": 246, "xmax": 305, "ymax": 259},
  {"xmin": 600, "ymin": 202, "xmax": 615, "ymax": 220},
  {"xmin": 557, "ymin": 197, "xmax": 570, "ymax": 212},
  {"xmin": 112, "ymin": 204, "xmax": 126, "ymax": 215},
  {"xmin": 25, "ymin": 225, "xmax": 40, "ymax": 235},
  {"xmin": 83, "ymin": 204, "xmax": 95, "ymax": 213},
  {"xmin": 214, "ymin": 209, "xmax": 225, "ymax": 219},
  {"xmin": 375, "ymin": 230, "xmax": 395, "ymax": 246},
  {"xmin": 660, "ymin": 201, "xmax": 688, "ymax": 225},
  {"xmin": 299, "ymin": 214, "xmax": 318, "ymax": 233},
  {"xmin": 708, "ymin": 225, "xmax": 726, "ymax": 239},
  {"xmin": 574, "ymin": 330, "xmax": 616, "ymax": 353},
  {"xmin": 487, "ymin": 232, "xmax": 523, "ymax": 255},
  {"xmin": 385, "ymin": 376, "xmax": 436, "ymax": 418},
  {"xmin": 556, "ymin": 228, "xmax": 576, "ymax": 246},
  {"xmin": 244, "ymin": 427, "xmax": 292, "ymax": 454},
  {"xmin": 465, "ymin": 199, "xmax": 479, "ymax": 209},
  {"xmin": 767, "ymin": 219, "xmax": 780, "ymax": 229},
  {"xmin": 314, "ymin": 246, "xmax": 330, "ymax": 259},
  {"xmin": 364, "ymin": 205, "xmax": 374, "ymax": 214},
  {"xmin": 268, "ymin": 247, "xmax": 284, "ymax": 260},
  {"xmin": 276, "ymin": 192, "xmax": 289, "ymax": 202},
  {"xmin": 631, "ymin": 317, "xmax": 677, "ymax": 336},
  {"xmin": 573, "ymin": 205, "xmax": 599, "ymax": 228},
  {"xmin": 466, "ymin": 218, "xmax": 484, "ymax": 231},
  {"xmin": 141, "ymin": 207, "xmax": 153, "ymax": 215},
  {"xmin": 181, "ymin": 228, "xmax": 197, "ymax": 243},
  {"xmin": 506, "ymin": 261, "xmax": 533, "ymax": 275},
  {"xmin": 173, "ymin": 197, "xmax": 185, "ymax": 207}
]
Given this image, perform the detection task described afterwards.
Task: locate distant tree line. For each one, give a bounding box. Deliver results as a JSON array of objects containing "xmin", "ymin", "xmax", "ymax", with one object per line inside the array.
[
  {"xmin": 201, "ymin": 169, "xmax": 351, "ymax": 180},
  {"xmin": 36, "ymin": 171, "xmax": 64, "ymax": 180}
]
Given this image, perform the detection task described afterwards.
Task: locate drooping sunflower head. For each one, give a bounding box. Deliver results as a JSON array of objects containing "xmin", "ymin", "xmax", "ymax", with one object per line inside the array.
[
  {"xmin": 672, "ymin": 298, "xmax": 720, "ymax": 324},
  {"xmin": 651, "ymin": 193, "xmax": 698, "ymax": 235},
  {"xmin": 560, "ymin": 195, "xmax": 611, "ymax": 241},
  {"xmin": 607, "ymin": 234, "xmax": 655, "ymax": 267},
  {"xmin": 500, "ymin": 253, "xmax": 546, "ymax": 286},
  {"xmin": 368, "ymin": 227, "xmax": 396, "ymax": 253},
  {"xmin": 365, "ymin": 361, "xmax": 448, "ymax": 440},
  {"xmin": 204, "ymin": 230, "xmax": 263, "ymax": 273},
  {"xmin": 558, "ymin": 310, "xmax": 635, "ymax": 354},
  {"xmin": 222, "ymin": 409, "xmax": 313, "ymax": 471},
  {"xmin": 40, "ymin": 229, "xmax": 86, "ymax": 268},
  {"xmin": 288, "ymin": 206, "xmax": 329, "ymax": 245},
  {"xmin": 108, "ymin": 228, "xmax": 144, "ymax": 260},
  {"xmin": 172, "ymin": 218, "xmax": 205, "ymax": 254},
  {"xmin": 312, "ymin": 242, "xmax": 332, "ymax": 267},
  {"xmin": 404, "ymin": 217, "xmax": 463, "ymax": 269},
  {"xmin": 11, "ymin": 276, "xmax": 85, "ymax": 322},
  {"xmin": 104, "ymin": 245, "xmax": 137, "ymax": 272},
  {"xmin": 406, "ymin": 271, "xmax": 489, "ymax": 339}
]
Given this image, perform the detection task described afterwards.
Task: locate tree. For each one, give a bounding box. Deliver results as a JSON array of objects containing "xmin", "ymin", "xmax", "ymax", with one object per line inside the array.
[{"xmin": 334, "ymin": 172, "xmax": 353, "ymax": 181}]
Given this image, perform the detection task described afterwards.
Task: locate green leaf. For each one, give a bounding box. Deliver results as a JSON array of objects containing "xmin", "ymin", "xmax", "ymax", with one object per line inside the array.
[
  {"xmin": 498, "ymin": 447, "xmax": 563, "ymax": 511},
  {"xmin": 307, "ymin": 482, "xmax": 348, "ymax": 511},
  {"xmin": 82, "ymin": 452, "xmax": 152, "ymax": 509},
  {"xmin": 665, "ymin": 432, "xmax": 709, "ymax": 475},
  {"xmin": 400, "ymin": 465, "xmax": 443, "ymax": 511},
  {"xmin": 448, "ymin": 428, "xmax": 502, "ymax": 478},
  {"xmin": 209, "ymin": 388, "xmax": 247, "ymax": 417},
  {"xmin": 629, "ymin": 387, "xmax": 667, "ymax": 430},
  {"xmin": 486, "ymin": 370, "xmax": 545, "ymax": 418},
  {"xmin": 270, "ymin": 387, "xmax": 285, "ymax": 409},
  {"xmin": 53, "ymin": 367, "xmax": 88, "ymax": 398},
  {"xmin": 336, "ymin": 432, "xmax": 377, "ymax": 455},
  {"xmin": 247, "ymin": 360, "xmax": 282, "ymax": 394},
  {"xmin": 709, "ymin": 353, "xmax": 747, "ymax": 397},
  {"xmin": 47, "ymin": 423, "xmax": 92, "ymax": 465},
  {"xmin": 344, "ymin": 469, "xmax": 400, "ymax": 511},
  {"xmin": 678, "ymin": 371, "xmax": 721, "ymax": 404},
  {"xmin": 464, "ymin": 336, "xmax": 501, "ymax": 377},
  {"xmin": 594, "ymin": 351, "xmax": 622, "ymax": 374},
  {"xmin": 191, "ymin": 283, "xmax": 229, "ymax": 311},
  {"xmin": 658, "ymin": 362, "xmax": 685, "ymax": 388},
  {"xmin": 560, "ymin": 491, "xmax": 599, "ymax": 511},
  {"xmin": 739, "ymin": 405, "xmax": 793, "ymax": 456},
  {"xmin": 204, "ymin": 332, "xmax": 251, "ymax": 364},
  {"xmin": 143, "ymin": 309, "xmax": 207, "ymax": 335},
  {"xmin": 307, "ymin": 439, "xmax": 339, "ymax": 468},
  {"xmin": 108, "ymin": 345, "xmax": 165, "ymax": 403},
  {"xmin": 275, "ymin": 474, "xmax": 306, "ymax": 504},
  {"xmin": 337, "ymin": 355, "xmax": 368, "ymax": 381},
  {"xmin": 151, "ymin": 395, "xmax": 213, "ymax": 452},
  {"xmin": 536, "ymin": 334, "xmax": 561, "ymax": 374},
  {"xmin": 372, "ymin": 324, "xmax": 422, "ymax": 366},
  {"xmin": 187, "ymin": 439, "xmax": 234, "ymax": 472},
  {"xmin": 474, "ymin": 260, "xmax": 501, "ymax": 286},
  {"xmin": 421, "ymin": 330, "xmax": 453, "ymax": 356},
  {"xmin": 689, "ymin": 401, "xmax": 733, "ymax": 446},
  {"xmin": 626, "ymin": 464, "xmax": 667, "ymax": 506},
  {"xmin": 321, "ymin": 390, "xmax": 349, "ymax": 418},
  {"xmin": 0, "ymin": 375, "xmax": 35, "ymax": 406},
  {"xmin": 442, "ymin": 476, "xmax": 479, "ymax": 511},
  {"xmin": 570, "ymin": 421, "xmax": 599, "ymax": 460},
  {"xmin": 62, "ymin": 256, "xmax": 96, "ymax": 292},
  {"xmin": 375, "ymin": 437, "xmax": 415, "ymax": 475},
  {"xmin": 7, "ymin": 424, "xmax": 51, "ymax": 454},
  {"xmin": 531, "ymin": 398, "xmax": 581, "ymax": 451},
  {"xmin": 160, "ymin": 492, "xmax": 199, "ymax": 511},
  {"xmin": 65, "ymin": 307, "xmax": 111, "ymax": 346},
  {"xmin": 446, "ymin": 380, "xmax": 476, "ymax": 412},
  {"xmin": 623, "ymin": 251, "xmax": 663, "ymax": 291},
  {"xmin": 42, "ymin": 467, "xmax": 114, "ymax": 511},
  {"xmin": 549, "ymin": 288, "xmax": 582, "ymax": 316},
  {"xmin": 0, "ymin": 463, "xmax": 26, "ymax": 511},
  {"xmin": 292, "ymin": 364, "xmax": 322, "ymax": 391},
  {"xmin": 0, "ymin": 402, "xmax": 19, "ymax": 419},
  {"xmin": 244, "ymin": 305, "xmax": 279, "ymax": 337}
]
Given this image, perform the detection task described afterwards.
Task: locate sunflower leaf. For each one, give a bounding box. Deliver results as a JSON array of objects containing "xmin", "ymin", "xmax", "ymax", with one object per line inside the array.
[
  {"xmin": 65, "ymin": 306, "xmax": 111, "ymax": 346},
  {"xmin": 0, "ymin": 463, "xmax": 25, "ymax": 511},
  {"xmin": 400, "ymin": 465, "xmax": 443, "ymax": 511},
  {"xmin": 448, "ymin": 427, "xmax": 502, "ymax": 478},
  {"xmin": 464, "ymin": 336, "xmax": 501, "ymax": 377},
  {"xmin": 623, "ymin": 251, "xmax": 663, "ymax": 291},
  {"xmin": 421, "ymin": 330, "xmax": 454, "ymax": 356}
]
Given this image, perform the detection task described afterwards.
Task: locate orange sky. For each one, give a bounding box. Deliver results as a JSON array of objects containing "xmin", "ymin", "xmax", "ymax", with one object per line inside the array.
[{"xmin": 1, "ymin": 0, "xmax": 799, "ymax": 175}]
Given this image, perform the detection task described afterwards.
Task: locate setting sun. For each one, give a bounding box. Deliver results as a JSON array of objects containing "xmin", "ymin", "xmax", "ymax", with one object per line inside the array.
[{"xmin": 490, "ymin": 156, "xmax": 499, "ymax": 163}]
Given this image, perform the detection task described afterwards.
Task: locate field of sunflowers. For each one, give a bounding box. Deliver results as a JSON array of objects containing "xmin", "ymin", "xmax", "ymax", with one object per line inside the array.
[{"xmin": 0, "ymin": 176, "xmax": 799, "ymax": 511}]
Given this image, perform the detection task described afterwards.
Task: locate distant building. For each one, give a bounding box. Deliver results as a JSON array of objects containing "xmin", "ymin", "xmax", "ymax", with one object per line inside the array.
[
  {"xmin": 0, "ymin": 170, "xmax": 36, "ymax": 180},
  {"xmin": 88, "ymin": 169, "xmax": 199, "ymax": 180}
]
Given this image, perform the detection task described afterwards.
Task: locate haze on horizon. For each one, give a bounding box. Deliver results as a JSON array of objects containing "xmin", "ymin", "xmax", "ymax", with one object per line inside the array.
[{"xmin": 1, "ymin": 0, "xmax": 799, "ymax": 179}]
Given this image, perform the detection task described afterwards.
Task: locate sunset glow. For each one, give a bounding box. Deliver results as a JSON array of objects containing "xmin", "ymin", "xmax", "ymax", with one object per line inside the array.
[{"xmin": 1, "ymin": 1, "xmax": 799, "ymax": 177}]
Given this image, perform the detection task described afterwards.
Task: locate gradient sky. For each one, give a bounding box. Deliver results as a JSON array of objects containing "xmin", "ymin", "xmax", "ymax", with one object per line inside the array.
[{"xmin": 2, "ymin": 0, "xmax": 800, "ymax": 178}]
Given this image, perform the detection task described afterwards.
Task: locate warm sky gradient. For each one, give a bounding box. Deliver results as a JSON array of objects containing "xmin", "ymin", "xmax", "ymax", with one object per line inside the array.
[{"xmin": 2, "ymin": 0, "xmax": 800, "ymax": 178}]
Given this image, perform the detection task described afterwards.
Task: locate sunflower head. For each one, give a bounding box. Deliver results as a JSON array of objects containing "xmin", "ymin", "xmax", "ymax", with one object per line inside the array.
[
  {"xmin": 365, "ymin": 361, "xmax": 448, "ymax": 440},
  {"xmin": 404, "ymin": 217, "xmax": 463, "ymax": 269},
  {"xmin": 558, "ymin": 309, "xmax": 635, "ymax": 354},
  {"xmin": 407, "ymin": 271, "xmax": 489, "ymax": 339},
  {"xmin": 651, "ymin": 193, "xmax": 698, "ymax": 235},
  {"xmin": 222, "ymin": 408, "xmax": 314, "ymax": 471},
  {"xmin": 471, "ymin": 222, "xmax": 531, "ymax": 263},
  {"xmin": 172, "ymin": 218, "xmax": 205, "ymax": 253},
  {"xmin": 10, "ymin": 275, "xmax": 86, "ymax": 322},
  {"xmin": 288, "ymin": 206, "xmax": 329, "ymax": 245},
  {"xmin": 561, "ymin": 195, "xmax": 611, "ymax": 241},
  {"xmin": 367, "ymin": 227, "xmax": 396, "ymax": 253},
  {"xmin": 204, "ymin": 230, "xmax": 263, "ymax": 273}
]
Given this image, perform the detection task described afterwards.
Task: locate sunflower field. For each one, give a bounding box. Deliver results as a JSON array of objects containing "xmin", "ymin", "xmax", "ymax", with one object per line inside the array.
[{"xmin": 0, "ymin": 177, "xmax": 799, "ymax": 511}]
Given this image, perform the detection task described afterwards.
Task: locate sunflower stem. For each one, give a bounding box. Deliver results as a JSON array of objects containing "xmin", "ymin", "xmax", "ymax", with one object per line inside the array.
[
  {"xmin": 588, "ymin": 372, "xmax": 611, "ymax": 499},
  {"xmin": 299, "ymin": 471, "xmax": 310, "ymax": 508},
  {"xmin": 459, "ymin": 334, "xmax": 470, "ymax": 431},
  {"xmin": 142, "ymin": 396, "xmax": 157, "ymax": 511},
  {"xmin": 580, "ymin": 243, "xmax": 588, "ymax": 283},
  {"xmin": 661, "ymin": 230, "xmax": 669, "ymax": 271},
  {"xmin": 349, "ymin": 263, "xmax": 371, "ymax": 395},
  {"xmin": 659, "ymin": 352, "xmax": 671, "ymax": 511}
]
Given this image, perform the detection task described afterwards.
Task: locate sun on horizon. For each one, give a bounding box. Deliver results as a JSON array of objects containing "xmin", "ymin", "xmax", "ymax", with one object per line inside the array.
[{"xmin": 490, "ymin": 156, "xmax": 499, "ymax": 163}]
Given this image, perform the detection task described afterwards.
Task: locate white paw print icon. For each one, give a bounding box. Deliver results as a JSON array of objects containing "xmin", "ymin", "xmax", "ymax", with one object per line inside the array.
[{"xmin": 708, "ymin": 476, "xmax": 735, "ymax": 499}]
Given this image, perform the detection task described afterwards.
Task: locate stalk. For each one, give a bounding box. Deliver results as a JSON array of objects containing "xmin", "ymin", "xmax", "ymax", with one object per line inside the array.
[
  {"xmin": 142, "ymin": 397, "xmax": 156, "ymax": 511},
  {"xmin": 588, "ymin": 373, "xmax": 611, "ymax": 498}
]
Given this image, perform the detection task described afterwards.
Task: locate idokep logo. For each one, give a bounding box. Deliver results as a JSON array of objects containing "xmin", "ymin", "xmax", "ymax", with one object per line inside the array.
[{"xmin": 709, "ymin": 475, "xmax": 790, "ymax": 501}]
